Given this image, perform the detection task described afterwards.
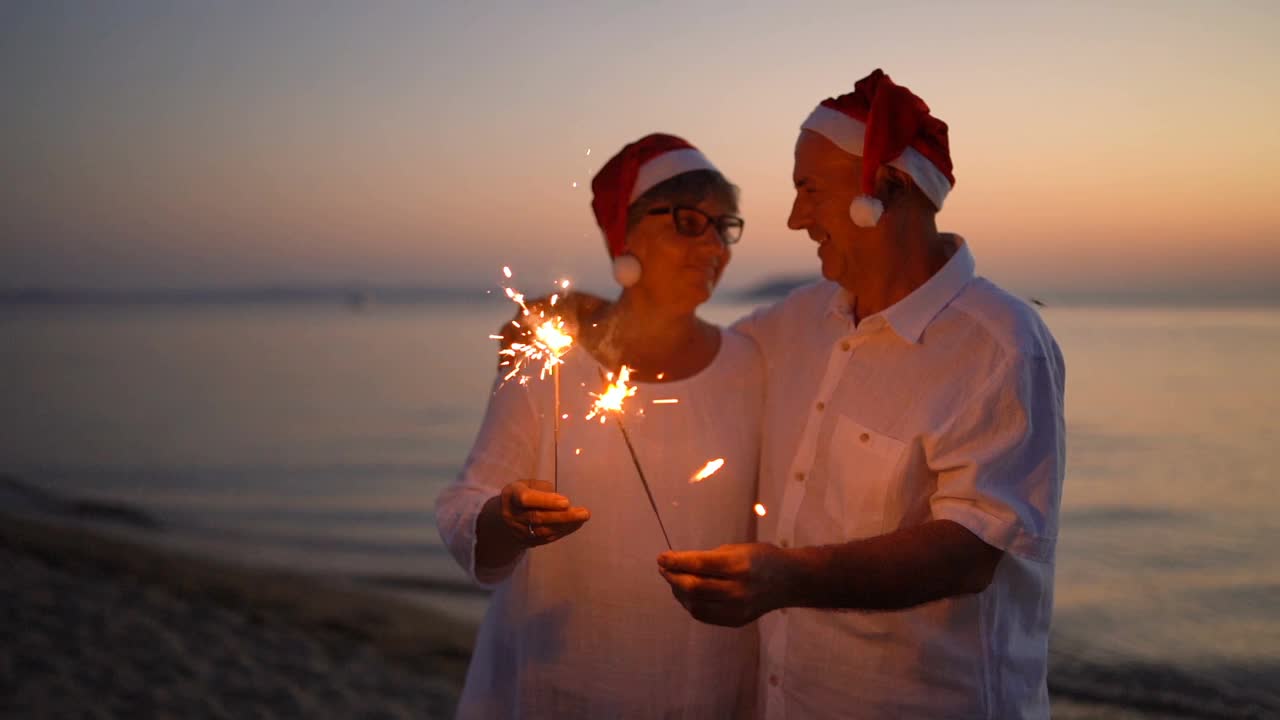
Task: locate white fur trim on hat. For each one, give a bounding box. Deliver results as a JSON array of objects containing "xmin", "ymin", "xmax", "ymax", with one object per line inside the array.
[
  {"xmin": 849, "ymin": 195, "xmax": 884, "ymax": 227},
  {"xmin": 612, "ymin": 254, "xmax": 642, "ymax": 287},
  {"xmin": 629, "ymin": 148, "xmax": 718, "ymax": 202},
  {"xmin": 801, "ymin": 105, "xmax": 952, "ymax": 211}
]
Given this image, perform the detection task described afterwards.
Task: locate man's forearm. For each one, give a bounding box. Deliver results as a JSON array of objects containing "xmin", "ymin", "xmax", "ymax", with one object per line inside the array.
[{"xmin": 778, "ymin": 520, "xmax": 1002, "ymax": 611}]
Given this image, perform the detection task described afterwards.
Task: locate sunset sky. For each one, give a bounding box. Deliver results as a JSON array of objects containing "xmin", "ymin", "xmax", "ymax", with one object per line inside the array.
[{"xmin": 3, "ymin": 1, "xmax": 1278, "ymax": 300}]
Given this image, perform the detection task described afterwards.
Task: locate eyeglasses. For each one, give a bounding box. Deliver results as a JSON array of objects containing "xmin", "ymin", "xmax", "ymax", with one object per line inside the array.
[{"xmin": 646, "ymin": 206, "xmax": 744, "ymax": 245}]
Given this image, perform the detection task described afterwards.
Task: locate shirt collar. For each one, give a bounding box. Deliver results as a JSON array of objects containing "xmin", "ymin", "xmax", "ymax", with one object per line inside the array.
[{"xmin": 825, "ymin": 234, "xmax": 976, "ymax": 344}]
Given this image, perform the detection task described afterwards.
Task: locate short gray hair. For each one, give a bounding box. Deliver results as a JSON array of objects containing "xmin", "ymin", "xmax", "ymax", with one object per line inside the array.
[{"xmin": 625, "ymin": 170, "xmax": 739, "ymax": 235}]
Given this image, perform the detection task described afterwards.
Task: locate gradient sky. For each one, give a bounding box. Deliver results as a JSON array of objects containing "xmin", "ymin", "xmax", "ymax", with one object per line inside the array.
[{"xmin": 3, "ymin": 1, "xmax": 1278, "ymax": 299}]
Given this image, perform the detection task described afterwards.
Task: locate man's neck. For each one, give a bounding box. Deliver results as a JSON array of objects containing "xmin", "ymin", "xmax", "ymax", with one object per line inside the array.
[{"xmin": 840, "ymin": 227, "xmax": 952, "ymax": 324}]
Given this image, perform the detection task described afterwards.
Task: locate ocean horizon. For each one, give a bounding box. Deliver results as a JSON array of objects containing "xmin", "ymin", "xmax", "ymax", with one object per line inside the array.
[{"xmin": 3, "ymin": 279, "xmax": 1278, "ymax": 310}]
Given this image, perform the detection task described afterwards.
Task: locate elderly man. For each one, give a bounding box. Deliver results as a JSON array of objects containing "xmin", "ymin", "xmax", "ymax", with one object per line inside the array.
[{"xmin": 657, "ymin": 69, "xmax": 1066, "ymax": 719}]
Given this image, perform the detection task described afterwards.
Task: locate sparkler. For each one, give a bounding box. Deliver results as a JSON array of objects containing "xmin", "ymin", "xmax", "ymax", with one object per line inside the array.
[
  {"xmin": 586, "ymin": 366, "xmax": 636, "ymax": 422},
  {"xmin": 588, "ymin": 366, "xmax": 672, "ymax": 550},
  {"xmin": 496, "ymin": 267, "xmax": 574, "ymax": 490}
]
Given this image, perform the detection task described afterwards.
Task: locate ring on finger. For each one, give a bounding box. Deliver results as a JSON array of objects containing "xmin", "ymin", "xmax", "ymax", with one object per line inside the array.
[{"xmin": 527, "ymin": 522, "xmax": 536, "ymax": 538}]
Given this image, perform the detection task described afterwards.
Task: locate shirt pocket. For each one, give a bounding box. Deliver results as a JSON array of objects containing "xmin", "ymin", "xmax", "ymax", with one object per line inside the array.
[{"xmin": 824, "ymin": 414, "xmax": 907, "ymax": 539}]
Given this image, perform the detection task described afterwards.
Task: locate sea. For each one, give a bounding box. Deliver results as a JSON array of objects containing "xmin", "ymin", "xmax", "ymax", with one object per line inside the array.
[{"xmin": 2, "ymin": 294, "xmax": 1277, "ymax": 718}]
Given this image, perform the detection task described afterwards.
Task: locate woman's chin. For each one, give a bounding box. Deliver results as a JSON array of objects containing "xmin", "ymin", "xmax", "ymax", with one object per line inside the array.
[
  {"xmin": 674, "ymin": 285, "xmax": 713, "ymax": 312},
  {"xmin": 639, "ymin": 276, "xmax": 715, "ymax": 312},
  {"xmin": 692, "ymin": 278, "xmax": 718, "ymax": 305}
]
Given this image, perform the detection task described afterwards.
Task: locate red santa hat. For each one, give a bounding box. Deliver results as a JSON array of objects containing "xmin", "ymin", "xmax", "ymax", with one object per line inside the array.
[
  {"xmin": 591, "ymin": 133, "xmax": 719, "ymax": 286},
  {"xmin": 800, "ymin": 69, "xmax": 954, "ymax": 227}
]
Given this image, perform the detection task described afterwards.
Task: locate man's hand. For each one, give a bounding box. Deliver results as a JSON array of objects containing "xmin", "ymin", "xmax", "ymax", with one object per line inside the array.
[
  {"xmin": 656, "ymin": 522, "xmax": 1004, "ymax": 621},
  {"xmin": 657, "ymin": 543, "xmax": 794, "ymax": 627},
  {"xmin": 500, "ymin": 479, "xmax": 590, "ymax": 546}
]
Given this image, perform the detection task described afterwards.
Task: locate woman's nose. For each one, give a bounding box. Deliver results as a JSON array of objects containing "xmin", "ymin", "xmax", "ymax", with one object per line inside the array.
[{"xmin": 693, "ymin": 227, "xmax": 729, "ymax": 256}]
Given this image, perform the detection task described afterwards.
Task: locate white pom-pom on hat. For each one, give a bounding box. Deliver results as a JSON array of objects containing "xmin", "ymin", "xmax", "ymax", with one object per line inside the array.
[
  {"xmin": 849, "ymin": 195, "xmax": 884, "ymax": 227},
  {"xmin": 612, "ymin": 254, "xmax": 642, "ymax": 287}
]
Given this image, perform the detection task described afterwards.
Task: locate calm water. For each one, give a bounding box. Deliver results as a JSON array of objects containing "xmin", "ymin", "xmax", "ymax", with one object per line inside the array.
[{"xmin": 2, "ymin": 299, "xmax": 1278, "ymax": 715}]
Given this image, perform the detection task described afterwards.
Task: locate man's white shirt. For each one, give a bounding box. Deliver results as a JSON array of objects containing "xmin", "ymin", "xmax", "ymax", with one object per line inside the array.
[{"xmin": 733, "ymin": 239, "xmax": 1066, "ymax": 720}]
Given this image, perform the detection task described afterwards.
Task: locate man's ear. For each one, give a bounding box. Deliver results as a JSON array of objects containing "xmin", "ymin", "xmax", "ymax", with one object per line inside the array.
[{"xmin": 873, "ymin": 166, "xmax": 912, "ymax": 209}]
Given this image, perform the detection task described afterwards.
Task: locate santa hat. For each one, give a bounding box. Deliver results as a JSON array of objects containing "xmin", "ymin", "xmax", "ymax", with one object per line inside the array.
[
  {"xmin": 801, "ymin": 69, "xmax": 954, "ymax": 227},
  {"xmin": 591, "ymin": 133, "xmax": 719, "ymax": 286}
]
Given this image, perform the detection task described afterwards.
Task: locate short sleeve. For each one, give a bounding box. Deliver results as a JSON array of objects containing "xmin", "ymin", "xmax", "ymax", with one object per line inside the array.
[
  {"xmin": 926, "ymin": 351, "xmax": 1066, "ymax": 562},
  {"xmin": 434, "ymin": 372, "xmax": 542, "ymax": 587}
]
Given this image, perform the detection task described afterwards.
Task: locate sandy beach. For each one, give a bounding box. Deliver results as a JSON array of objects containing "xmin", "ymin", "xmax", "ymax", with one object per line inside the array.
[
  {"xmin": 1, "ymin": 512, "xmax": 473, "ymax": 719},
  {"xmin": 1, "ymin": 508, "xmax": 1256, "ymax": 719}
]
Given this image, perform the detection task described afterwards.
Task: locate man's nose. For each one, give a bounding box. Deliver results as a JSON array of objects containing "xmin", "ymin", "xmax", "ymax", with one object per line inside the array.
[{"xmin": 787, "ymin": 195, "xmax": 807, "ymax": 231}]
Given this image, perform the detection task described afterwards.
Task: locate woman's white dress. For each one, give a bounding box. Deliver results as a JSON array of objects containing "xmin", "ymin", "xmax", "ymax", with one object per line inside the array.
[{"xmin": 436, "ymin": 328, "xmax": 763, "ymax": 719}]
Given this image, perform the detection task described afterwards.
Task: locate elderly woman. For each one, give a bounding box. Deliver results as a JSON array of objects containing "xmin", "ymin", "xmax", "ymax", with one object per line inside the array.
[{"xmin": 435, "ymin": 134, "xmax": 761, "ymax": 718}]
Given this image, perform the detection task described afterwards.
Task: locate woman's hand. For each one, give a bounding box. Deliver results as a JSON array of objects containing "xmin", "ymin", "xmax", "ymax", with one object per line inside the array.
[
  {"xmin": 475, "ymin": 480, "xmax": 590, "ymax": 571},
  {"xmin": 500, "ymin": 479, "xmax": 591, "ymax": 546}
]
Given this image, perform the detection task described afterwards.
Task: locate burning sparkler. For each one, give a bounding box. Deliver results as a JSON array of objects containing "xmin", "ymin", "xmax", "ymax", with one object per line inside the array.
[
  {"xmin": 586, "ymin": 366, "xmax": 637, "ymax": 422},
  {"xmin": 497, "ymin": 276, "xmax": 573, "ymax": 383},
  {"xmin": 587, "ymin": 366, "xmax": 672, "ymax": 550},
  {"xmin": 496, "ymin": 267, "xmax": 575, "ymax": 490}
]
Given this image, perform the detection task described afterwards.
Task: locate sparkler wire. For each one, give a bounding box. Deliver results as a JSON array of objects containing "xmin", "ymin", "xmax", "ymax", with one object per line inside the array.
[
  {"xmin": 553, "ymin": 370, "xmax": 561, "ymax": 492},
  {"xmin": 614, "ymin": 416, "xmax": 672, "ymax": 551}
]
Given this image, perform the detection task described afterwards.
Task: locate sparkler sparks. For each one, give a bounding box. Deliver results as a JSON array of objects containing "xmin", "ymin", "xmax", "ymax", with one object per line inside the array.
[
  {"xmin": 498, "ymin": 316, "xmax": 573, "ymax": 383},
  {"xmin": 496, "ymin": 269, "xmax": 575, "ymax": 384},
  {"xmin": 689, "ymin": 458, "xmax": 725, "ymax": 483},
  {"xmin": 754, "ymin": 503, "xmax": 768, "ymax": 517},
  {"xmin": 586, "ymin": 366, "xmax": 637, "ymax": 422},
  {"xmin": 651, "ymin": 398, "xmax": 679, "ymax": 405}
]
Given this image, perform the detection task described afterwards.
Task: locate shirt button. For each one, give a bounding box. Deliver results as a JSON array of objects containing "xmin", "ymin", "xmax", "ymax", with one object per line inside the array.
[
  {"xmin": 860, "ymin": 432, "xmax": 870, "ymax": 443},
  {"xmin": 794, "ymin": 472, "xmax": 805, "ymax": 483},
  {"xmin": 769, "ymin": 674, "xmax": 780, "ymax": 687},
  {"xmin": 840, "ymin": 341, "xmax": 851, "ymax": 351},
  {"xmin": 816, "ymin": 401, "xmax": 825, "ymax": 411}
]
